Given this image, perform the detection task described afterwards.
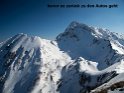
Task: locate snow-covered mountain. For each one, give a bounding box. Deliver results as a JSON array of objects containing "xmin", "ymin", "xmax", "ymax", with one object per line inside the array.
[{"xmin": 0, "ymin": 21, "xmax": 124, "ymax": 93}]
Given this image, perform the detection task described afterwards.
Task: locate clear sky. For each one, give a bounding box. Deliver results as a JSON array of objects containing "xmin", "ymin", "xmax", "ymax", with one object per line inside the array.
[{"xmin": 0, "ymin": 0, "xmax": 124, "ymax": 41}]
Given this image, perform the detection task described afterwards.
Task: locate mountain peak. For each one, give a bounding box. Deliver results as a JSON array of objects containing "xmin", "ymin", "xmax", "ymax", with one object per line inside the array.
[
  {"xmin": 56, "ymin": 21, "xmax": 124, "ymax": 42},
  {"xmin": 68, "ymin": 21, "xmax": 80, "ymax": 28},
  {"xmin": 1, "ymin": 22, "xmax": 124, "ymax": 93},
  {"xmin": 56, "ymin": 21, "xmax": 124, "ymax": 70},
  {"xmin": 68, "ymin": 21, "xmax": 88, "ymax": 28},
  {"xmin": 66, "ymin": 21, "xmax": 90, "ymax": 32},
  {"xmin": 56, "ymin": 21, "xmax": 99, "ymax": 41}
]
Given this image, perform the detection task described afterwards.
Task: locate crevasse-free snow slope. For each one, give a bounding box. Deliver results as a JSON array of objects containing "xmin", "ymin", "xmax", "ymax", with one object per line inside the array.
[{"xmin": 0, "ymin": 21, "xmax": 124, "ymax": 93}]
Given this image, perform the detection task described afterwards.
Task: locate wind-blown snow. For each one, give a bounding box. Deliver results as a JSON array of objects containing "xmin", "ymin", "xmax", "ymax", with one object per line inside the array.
[{"xmin": 1, "ymin": 21, "xmax": 124, "ymax": 93}]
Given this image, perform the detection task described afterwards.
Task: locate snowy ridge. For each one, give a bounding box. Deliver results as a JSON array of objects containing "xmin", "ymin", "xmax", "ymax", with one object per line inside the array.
[
  {"xmin": 56, "ymin": 21, "xmax": 124, "ymax": 70},
  {"xmin": 1, "ymin": 21, "xmax": 124, "ymax": 93}
]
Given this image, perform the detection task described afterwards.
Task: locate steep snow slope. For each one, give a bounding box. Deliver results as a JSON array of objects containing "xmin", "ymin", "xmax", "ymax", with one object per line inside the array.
[
  {"xmin": 0, "ymin": 33, "xmax": 72, "ymax": 93},
  {"xmin": 56, "ymin": 21, "xmax": 124, "ymax": 70},
  {"xmin": 0, "ymin": 21, "xmax": 124, "ymax": 93},
  {"xmin": 91, "ymin": 72, "xmax": 124, "ymax": 93},
  {"xmin": 56, "ymin": 21, "xmax": 124, "ymax": 93},
  {"xmin": 0, "ymin": 34, "xmax": 43, "ymax": 93}
]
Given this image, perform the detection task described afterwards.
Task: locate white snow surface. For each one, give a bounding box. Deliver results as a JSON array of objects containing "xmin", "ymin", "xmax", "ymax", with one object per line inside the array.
[{"xmin": 1, "ymin": 22, "xmax": 124, "ymax": 93}]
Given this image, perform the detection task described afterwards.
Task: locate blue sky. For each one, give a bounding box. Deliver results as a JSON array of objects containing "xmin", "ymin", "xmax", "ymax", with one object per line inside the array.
[{"xmin": 0, "ymin": 0, "xmax": 124, "ymax": 41}]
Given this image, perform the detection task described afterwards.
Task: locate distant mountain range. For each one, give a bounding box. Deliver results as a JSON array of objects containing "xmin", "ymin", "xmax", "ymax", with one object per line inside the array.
[{"xmin": 0, "ymin": 21, "xmax": 124, "ymax": 93}]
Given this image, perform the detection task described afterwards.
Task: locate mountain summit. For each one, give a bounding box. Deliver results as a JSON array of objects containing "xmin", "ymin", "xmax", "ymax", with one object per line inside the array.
[
  {"xmin": 0, "ymin": 22, "xmax": 124, "ymax": 93},
  {"xmin": 57, "ymin": 21, "xmax": 124, "ymax": 70}
]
